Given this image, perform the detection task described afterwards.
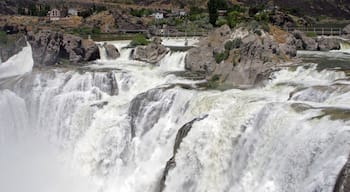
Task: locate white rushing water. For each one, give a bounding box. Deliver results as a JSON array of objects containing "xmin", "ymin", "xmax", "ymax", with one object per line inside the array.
[{"xmin": 1, "ymin": 40, "xmax": 350, "ymax": 192}]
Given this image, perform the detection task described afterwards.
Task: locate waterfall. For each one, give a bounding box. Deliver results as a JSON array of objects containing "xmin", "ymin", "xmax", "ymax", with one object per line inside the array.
[
  {"xmin": 340, "ymin": 42, "xmax": 350, "ymax": 50},
  {"xmin": 97, "ymin": 41, "xmax": 133, "ymax": 62},
  {"xmin": 1, "ymin": 40, "xmax": 350, "ymax": 192},
  {"xmin": 98, "ymin": 45, "xmax": 108, "ymax": 61},
  {"xmin": 339, "ymin": 42, "xmax": 350, "ymax": 54},
  {"xmin": 159, "ymin": 51, "xmax": 187, "ymax": 72},
  {"xmin": 0, "ymin": 43, "xmax": 33, "ymax": 82}
]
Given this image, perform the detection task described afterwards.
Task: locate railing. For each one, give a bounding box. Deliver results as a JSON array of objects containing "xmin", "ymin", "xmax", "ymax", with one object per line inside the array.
[
  {"xmin": 152, "ymin": 31, "xmax": 209, "ymax": 37},
  {"xmin": 285, "ymin": 27, "xmax": 343, "ymax": 36}
]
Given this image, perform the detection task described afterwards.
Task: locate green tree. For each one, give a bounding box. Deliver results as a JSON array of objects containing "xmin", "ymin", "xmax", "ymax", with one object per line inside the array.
[
  {"xmin": 208, "ymin": 0, "xmax": 218, "ymax": 26},
  {"xmin": 208, "ymin": 0, "xmax": 228, "ymax": 27}
]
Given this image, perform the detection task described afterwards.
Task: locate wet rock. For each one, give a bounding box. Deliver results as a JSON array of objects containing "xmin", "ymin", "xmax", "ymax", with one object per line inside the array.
[
  {"xmin": 292, "ymin": 30, "xmax": 318, "ymax": 51},
  {"xmin": 343, "ymin": 24, "xmax": 350, "ymax": 35},
  {"xmin": 289, "ymin": 84, "xmax": 350, "ymax": 102},
  {"xmin": 132, "ymin": 37, "xmax": 169, "ymax": 64},
  {"xmin": 334, "ymin": 155, "xmax": 350, "ymax": 192},
  {"xmin": 316, "ymin": 37, "xmax": 341, "ymax": 51},
  {"xmin": 103, "ymin": 43, "xmax": 120, "ymax": 59},
  {"xmin": 158, "ymin": 114, "xmax": 208, "ymax": 192},
  {"xmin": 128, "ymin": 87, "xmax": 176, "ymax": 138}
]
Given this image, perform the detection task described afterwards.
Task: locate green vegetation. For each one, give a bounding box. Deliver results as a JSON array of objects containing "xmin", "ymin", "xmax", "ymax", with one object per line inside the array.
[
  {"xmin": 213, "ymin": 50, "xmax": 229, "ymax": 63},
  {"xmin": 224, "ymin": 38, "xmax": 242, "ymax": 51},
  {"xmin": 18, "ymin": 4, "xmax": 51, "ymax": 16},
  {"xmin": 129, "ymin": 34, "xmax": 150, "ymax": 47},
  {"xmin": 305, "ymin": 31, "xmax": 317, "ymax": 37},
  {"xmin": 130, "ymin": 8, "xmax": 153, "ymax": 17},
  {"xmin": 226, "ymin": 10, "xmax": 245, "ymax": 28},
  {"xmin": 207, "ymin": 74, "xmax": 221, "ymax": 89},
  {"xmin": 79, "ymin": 4, "xmax": 107, "ymax": 18},
  {"xmin": 0, "ymin": 31, "xmax": 8, "ymax": 45},
  {"xmin": 69, "ymin": 27, "xmax": 101, "ymax": 36},
  {"xmin": 207, "ymin": 0, "xmax": 227, "ymax": 26}
]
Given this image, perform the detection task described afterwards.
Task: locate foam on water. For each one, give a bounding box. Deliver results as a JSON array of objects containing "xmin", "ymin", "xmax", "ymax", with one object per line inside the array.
[{"xmin": 0, "ymin": 43, "xmax": 33, "ymax": 82}]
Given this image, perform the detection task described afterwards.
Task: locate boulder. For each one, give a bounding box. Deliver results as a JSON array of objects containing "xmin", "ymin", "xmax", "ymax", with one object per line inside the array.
[
  {"xmin": 103, "ymin": 43, "xmax": 120, "ymax": 59},
  {"xmin": 292, "ymin": 30, "xmax": 318, "ymax": 51},
  {"xmin": 316, "ymin": 37, "xmax": 341, "ymax": 51},
  {"xmin": 343, "ymin": 24, "xmax": 350, "ymax": 35},
  {"xmin": 132, "ymin": 37, "xmax": 169, "ymax": 64},
  {"xmin": 27, "ymin": 30, "xmax": 100, "ymax": 66},
  {"xmin": 82, "ymin": 39, "xmax": 100, "ymax": 61},
  {"xmin": 185, "ymin": 24, "xmax": 297, "ymax": 87}
]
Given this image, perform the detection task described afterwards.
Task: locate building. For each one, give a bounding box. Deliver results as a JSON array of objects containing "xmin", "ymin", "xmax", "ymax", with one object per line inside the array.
[
  {"xmin": 68, "ymin": 8, "xmax": 78, "ymax": 16},
  {"xmin": 48, "ymin": 8, "xmax": 61, "ymax": 21},
  {"xmin": 154, "ymin": 12, "xmax": 164, "ymax": 20},
  {"xmin": 179, "ymin": 9, "xmax": 186, "ymax": 16},
  {"xmin": 218, "ymin": 10, "xmax": 227, "ymax": 16}
]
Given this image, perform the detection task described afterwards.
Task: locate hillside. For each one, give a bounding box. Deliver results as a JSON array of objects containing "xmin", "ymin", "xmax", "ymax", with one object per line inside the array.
[{"xmin": 239, "ymin": 0, "xmax": 350, "ymax": 19}]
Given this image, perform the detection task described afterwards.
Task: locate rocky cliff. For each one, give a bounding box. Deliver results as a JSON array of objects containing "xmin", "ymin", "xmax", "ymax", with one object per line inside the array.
[
  {"xmin": 27, "ymin": 30, "xmax": 100, "ymax": 66},
  {"xmin": 240, "ymin": 0, "xmax": 350, "ymax": 19},
  {"xmin": 185, "ymin": 23, "xmax": 297, "ymax": 88}
]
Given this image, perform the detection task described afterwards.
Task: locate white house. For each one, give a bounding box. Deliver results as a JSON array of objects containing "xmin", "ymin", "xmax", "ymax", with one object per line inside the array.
[
  {"xmin": 68, "ymin": 8, "xmax": 78, "ymax": 16},
  {"xmin": 154, "ymin": 12, "xmax": 164, "ymax": 20},
  {"xmin": 48, "ymin": 8, "xmax": 61, "ymax": 21},
  {"xmin": 179, "ymin": 9, "xmax": 186, "ymax": 16}
]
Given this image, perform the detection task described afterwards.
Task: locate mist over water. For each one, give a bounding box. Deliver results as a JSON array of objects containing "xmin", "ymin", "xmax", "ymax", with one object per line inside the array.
[{"xmin": 1, "ymin": 41, "xmax": 350, "ymax": 192}]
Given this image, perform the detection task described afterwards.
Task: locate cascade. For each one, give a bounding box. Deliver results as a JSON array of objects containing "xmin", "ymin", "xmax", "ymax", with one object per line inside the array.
[
  {"xmin": 340, "ymin": 42, "xmax": 350, "ymax": 50},
  {"xmin": 1, "ymin": 40, "xmax": 350, "ymax": 192},
  {"xmin": 339, "ymin": 42, "xmax": 350, "ymax": 54}
]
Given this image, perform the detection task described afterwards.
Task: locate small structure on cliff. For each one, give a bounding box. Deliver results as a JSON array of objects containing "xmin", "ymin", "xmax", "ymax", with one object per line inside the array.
[{"xmin": 47, "ymin": 8, "xmax": 61, "ymax": 21}]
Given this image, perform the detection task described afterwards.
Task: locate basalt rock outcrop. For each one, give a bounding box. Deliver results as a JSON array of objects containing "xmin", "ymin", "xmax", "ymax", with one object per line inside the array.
[
  {"xmin": 159, "ymin": 114, "xmax": 208, "ymax": 192},
  {"xmin": 103, "ymin": 43, "xmax": 120, "ymax": 60},
  {"xmin": 185, "ymin": 24, "xmax": 297, "ymax": 87},
  {"xmin": 128, "ymin": 87, "xmax": 176, "ymax": 138},
  {"xmin": 132, "ymin": 37, "xmax": 169, "ymax": 64},
  {"xmin": 343, "ymin": 24, "xmax": 350, "ymax": 36},
  {"xmin": 293, "ymin": 30, "xmax": 318, "ymax": 51},
  {"xmin": 27, "ymin": 30, "xmax": 100, "ymax": 66},
  {"xmin": 333, "ymin": 155, "xmax": 350, "ymax": 192},
  {"xmin": 316, "ymin": 37, "xmax": 342, "ymax": 51},
  {"xmin": 292, "ymin": 30, "xmax": 346, "ymax": 51}
]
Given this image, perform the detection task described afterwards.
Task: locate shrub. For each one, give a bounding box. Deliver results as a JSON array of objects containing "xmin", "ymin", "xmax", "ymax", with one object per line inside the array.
[
  {"xmin": 130, "ymin": 34, "xmax": 150, "ymax": 47},
  {"xmin": 224, "ymin": 38, "xmax": 242, "ymax": 50},
  {"xmin": 0, "ymin": 31, "xmax": 8, "ymax": 45},
  {"xmin": 305, "ymin": 31, "xmax": 317, "ymax": 37},
  {"xmin": 224, "ymin": 40, "xmax": 233, "ymax": 51},
  {"xmin": 216, "ymin": 18, "xmax": 228, "ymax": 27},
  {"xmin": 227, "ymin": 11, "xmax": 244, "ymax": 28},
  {"xmin": 213, "ymin": 50, "xmax": 229, "ymax": 63},
  {"xmin": 208, "ymin": 74, "xmax": 221, "ymax": 89},
  {"xmin": 254, "ymin": 29, "xmax": 262, "ymax": 36}
]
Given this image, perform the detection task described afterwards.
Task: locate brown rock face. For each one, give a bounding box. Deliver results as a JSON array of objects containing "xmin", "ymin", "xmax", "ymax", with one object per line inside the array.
[{"xmin": 28, "ymin": 30, "xmax": 100, "ymax": 66}]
